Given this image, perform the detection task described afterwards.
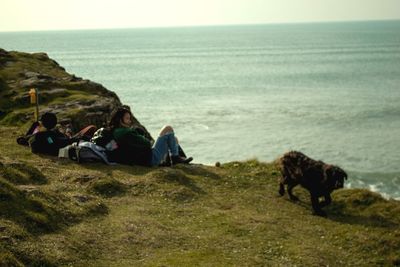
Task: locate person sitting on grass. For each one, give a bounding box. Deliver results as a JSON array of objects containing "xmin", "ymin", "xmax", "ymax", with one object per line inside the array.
[
  {"xmin": 27, "ymin": 112, "xmax": 74, "ymax": 156},
  {"xmin": 17, "ymin": 112, "xmax": 96, "ymax": 156},
  {"xmin": 108, "ymin": 107, "xmax": 193, "ymax": 167}
]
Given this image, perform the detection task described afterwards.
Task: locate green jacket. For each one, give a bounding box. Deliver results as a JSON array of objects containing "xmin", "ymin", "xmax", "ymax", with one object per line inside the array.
[
  {"xmin": 112, "ymin": 127, "xmax": 152, "ymax": 166},
  {"xmin": 113, "ymin": 127, "xmax": 151, "ymax": 147}
]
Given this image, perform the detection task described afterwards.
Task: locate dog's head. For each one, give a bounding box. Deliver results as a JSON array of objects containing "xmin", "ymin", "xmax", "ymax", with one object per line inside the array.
[{"xmin": 324, "ymin": 165, "xmax": 348, "ymax": 190}]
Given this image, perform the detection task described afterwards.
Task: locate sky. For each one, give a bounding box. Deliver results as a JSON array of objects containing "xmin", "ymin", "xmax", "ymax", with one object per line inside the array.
[{"xmin": 1, "ymin": 0, "xmax": 400, "ymax": 32}]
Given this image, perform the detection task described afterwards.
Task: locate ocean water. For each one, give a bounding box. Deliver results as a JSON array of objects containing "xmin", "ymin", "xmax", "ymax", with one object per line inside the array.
[{"xmin": 1, "ymin": 21, "xmax": 400, "ymax": 199}]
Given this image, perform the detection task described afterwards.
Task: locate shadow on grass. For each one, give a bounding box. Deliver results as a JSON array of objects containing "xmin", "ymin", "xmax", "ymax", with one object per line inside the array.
[
  {"xmin": 84, "ymin": 162, "xmax": 219, "ymax": 197},
  {"xmin": 148, "ymin": 168, "xmax": 207, "ymax": 195},
  {"xmin": 277, "ymin": 189, "xmax": 400, "ymax": 229},
  {"xmin": 326, "ymin": 202, "xmax": 399, "ymax": 228},
  {"xmin": 30, "ymin": 152, "xmax": 220, "ymax": 181}
]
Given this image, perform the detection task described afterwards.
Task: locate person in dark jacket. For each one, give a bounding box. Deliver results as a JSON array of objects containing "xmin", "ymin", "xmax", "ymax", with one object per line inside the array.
[
  {"xmin": 28, "ymin": 112, "xmax": 74, "ymax": 156},
  {"xmin": 109, "ymin": 107, "xmax": 193, "ymax": 167}
]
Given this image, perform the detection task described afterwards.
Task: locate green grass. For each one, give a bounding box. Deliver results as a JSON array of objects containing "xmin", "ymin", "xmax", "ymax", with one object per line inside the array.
[
  {"xmin": 88, "ymin": 177, "xmax": 127, "ymax": 197},
  {"xmin": 1, "ymin": 51, "xmax": 69, "ymax": 83},
  {"xmin": 0, "ymin": 125, "xmax": 399, "ymax": 266}
]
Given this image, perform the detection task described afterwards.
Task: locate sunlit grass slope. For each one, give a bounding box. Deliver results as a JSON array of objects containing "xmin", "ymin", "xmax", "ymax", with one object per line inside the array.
[{"xmin": 0, "ymin": 126, "xmax": 399, "ymax": 266}]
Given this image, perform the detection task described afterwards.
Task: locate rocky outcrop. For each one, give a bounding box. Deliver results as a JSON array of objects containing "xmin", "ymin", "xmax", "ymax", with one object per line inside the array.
[
  {"xmin": 0, "ymin": 48, "xmax": 13, "ymax": 67},
  {"xmin": 0, "ymin": 48, "xmax": 151, "ymax": 137}
]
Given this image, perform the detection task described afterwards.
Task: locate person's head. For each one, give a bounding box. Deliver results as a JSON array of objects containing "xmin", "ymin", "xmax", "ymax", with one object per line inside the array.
[
  {"xmin": 109, "ymin": 107, "xmax": 133, "ymax": 129},
  {"xmin": 40, "ymin": 112, "xmax": 57, "ymax": 130}
]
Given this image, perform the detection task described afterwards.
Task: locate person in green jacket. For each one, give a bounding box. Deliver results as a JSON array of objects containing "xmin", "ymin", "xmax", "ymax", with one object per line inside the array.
[{"xmin": 109, "ymin": 107, "xmax": 193, "ymax": 166}]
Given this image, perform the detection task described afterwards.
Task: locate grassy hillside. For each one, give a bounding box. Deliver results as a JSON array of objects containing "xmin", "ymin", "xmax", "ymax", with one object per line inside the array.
[{"xmin": 0, "ymin": 126, "xmax": 399, "ymax": 266}]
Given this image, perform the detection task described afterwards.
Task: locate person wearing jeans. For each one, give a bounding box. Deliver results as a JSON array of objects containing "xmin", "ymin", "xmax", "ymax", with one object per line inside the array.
[{"xmin": 109, "ymin": 107, "xmax": 193, "ymax": 167}]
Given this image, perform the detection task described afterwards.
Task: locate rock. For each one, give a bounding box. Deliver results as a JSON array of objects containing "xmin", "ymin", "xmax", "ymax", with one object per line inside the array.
[
  {"xmin": 17, "ymin": 185, "xmax": 40, "ymax": 193},
  {"xmin": 33, "ymin": 52, "xmax": 50, "ymax": 61},
  {"xmin": 0, "ymin": 48, "xmax": 153, "ymax": 139},
  {"xmin": 0, "ymin": 236, "xmax": 11, "ymax": 241},
  {"xmin": 0, "ymin": 49, "xmax": 13, "ymax": 66},
  {"xmin": 73, "ymin": 194, "xmax": 93, "ymax": 203},
  {"xmin": 42, "ymin": 88, "xmax": 69, "ymax": 95},
  {"xmin": 69, "ymin": 75, "xmax": 82, "ymax": 82},
  {"xmin": 18, "ymin": 77, "xmax": 38, "ymax": 88},
  {"xmin": 0, "ymin": 48, "xmax": 9, "ymax": 56},
  {"xmin": 74, "ymin": 174, "xmax": 96, "ymax": 184},
  {"xmin": 24, "ymin": 71, "xmax": 40, "ymax": 78},
  {"xmin": 19, "ymin": 77, "xmax": 54, "ymax": 88}
]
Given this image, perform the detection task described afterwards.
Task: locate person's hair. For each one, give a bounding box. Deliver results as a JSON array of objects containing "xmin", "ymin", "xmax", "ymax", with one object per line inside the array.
[
  {"xmin": 40, "ymin": 112, "xmax": 57, "ymax": 130},
  {"xmin": 109, "ymin": 107, "xmax": 132, "ymax": 130}
]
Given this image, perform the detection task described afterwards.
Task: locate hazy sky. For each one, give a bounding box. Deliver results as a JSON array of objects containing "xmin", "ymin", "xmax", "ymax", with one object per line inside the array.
[{"xmin": 1, "ymin": 0, "xmax": 400, "ymax": 32}]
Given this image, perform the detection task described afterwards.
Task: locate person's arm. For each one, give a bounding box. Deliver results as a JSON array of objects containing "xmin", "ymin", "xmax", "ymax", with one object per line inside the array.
[
  {"xmin": 114, "ymin": 127, "xmax": 152, "ymax": 148},
  {"xmin": 53, "ymin": 130, "xmax": 74, "ymax": 147},
  {"xmin": 126, "ymin": 129, "xmax": 152, "ymax": 147},
  {"xmin": 134, "ymin": 127, "xmax": 154, "ymax": 143}
]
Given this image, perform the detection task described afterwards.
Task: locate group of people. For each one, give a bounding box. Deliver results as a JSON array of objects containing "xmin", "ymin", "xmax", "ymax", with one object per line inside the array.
[{"xmin": 18, "ymin": 106, "xmax": 193, "ymax": 167}]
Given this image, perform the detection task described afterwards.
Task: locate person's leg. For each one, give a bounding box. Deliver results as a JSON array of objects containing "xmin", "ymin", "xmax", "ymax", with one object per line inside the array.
[
  {"xmin": 159, "ymin": 125, "xmax": 174, "ymax": 136},
  {"xmin": 166, "ymin": 133, "xmax": 193, "ymax": 165},
  {"xmin": 151, "ymin": 133, "xmax": 179, "ymax": 166},
  {"xmin": 17, "ymin": 122, "xmax": 40, "ymax": 146},
  {"xmin": 178, "ymin": 145, "xmax": 187, "ymax": 158},
  {"xmin": 156, "ymin": 126, "xmax": 175, "ymax": 165},
  {"xmin": 26, "ymin": 121, "xmax": 40, "ymax": 136}
]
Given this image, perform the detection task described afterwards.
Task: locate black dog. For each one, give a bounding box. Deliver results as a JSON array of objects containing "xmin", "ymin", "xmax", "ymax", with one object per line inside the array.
[{"xmin": 278, "ymin": 151, "xmax": 347, "ymax": 216}]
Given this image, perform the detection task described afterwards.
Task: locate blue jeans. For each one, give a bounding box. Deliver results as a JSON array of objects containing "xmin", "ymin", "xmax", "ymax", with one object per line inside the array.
[{"xmin": 151, "ymin": 132, "xmax": 179, "ymax": 166}]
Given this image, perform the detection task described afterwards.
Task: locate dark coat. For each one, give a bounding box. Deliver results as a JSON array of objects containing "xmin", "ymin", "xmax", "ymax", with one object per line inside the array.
[
  {"xmin": 29, "ymin": 130, "xmax": 73, "ymax": 156},
  {"xmin": 111, "ymin": 127, "xmax": 153, "ymax": 167}
]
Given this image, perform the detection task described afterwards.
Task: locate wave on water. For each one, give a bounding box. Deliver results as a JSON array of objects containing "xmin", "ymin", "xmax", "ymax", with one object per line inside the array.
[{"xmin": 347, "ymin": 171, "xmax": 400, "ymax": 200}]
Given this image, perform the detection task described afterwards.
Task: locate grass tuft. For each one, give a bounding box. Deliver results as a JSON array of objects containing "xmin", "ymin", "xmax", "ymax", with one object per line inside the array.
[
  {"xmin": 0, "ymin": 163, "xmax": 47, "ymax": 185},
  {"xmin": 0, "ymin": 251, "xmax": 24, "ymax": 267},
  {"xmin": 88, "ymin": 177, "xmax": 126, "ymax": 197}
]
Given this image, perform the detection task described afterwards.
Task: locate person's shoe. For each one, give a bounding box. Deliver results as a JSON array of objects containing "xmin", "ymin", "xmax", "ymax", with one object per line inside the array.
[
  {"xmin": 16, "ymin": 136, "xmax": 29, "ymax": 146},
  {"xmin": 171, "ymin": 155, "xmax": 193, "ymax": 165}
]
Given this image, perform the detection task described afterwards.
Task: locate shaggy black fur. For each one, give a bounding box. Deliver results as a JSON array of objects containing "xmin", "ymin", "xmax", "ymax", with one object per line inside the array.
[{"xmin": 278, "ymin": 151, "xmax": 347, "ymax": 217}]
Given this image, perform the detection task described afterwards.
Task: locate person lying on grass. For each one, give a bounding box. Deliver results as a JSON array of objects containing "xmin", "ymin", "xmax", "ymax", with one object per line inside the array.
[
  {"xmin": 109, "ymin": 107, "xmax": 193, "ymax": 167},
  {"xmin": 17, "ymin": 112, "xmax": 96, "ymax": 156}
]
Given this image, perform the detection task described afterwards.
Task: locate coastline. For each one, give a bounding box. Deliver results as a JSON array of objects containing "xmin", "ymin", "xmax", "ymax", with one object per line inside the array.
[{"xmin": 1, "ymin": 48, "xmax": 399, "ymax": 266}]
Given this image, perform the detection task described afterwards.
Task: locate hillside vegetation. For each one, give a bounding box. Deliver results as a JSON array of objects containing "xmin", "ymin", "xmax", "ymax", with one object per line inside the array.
[{"xmin": 0, "ymin": 126, "xmax": 399, "ymax": 266}]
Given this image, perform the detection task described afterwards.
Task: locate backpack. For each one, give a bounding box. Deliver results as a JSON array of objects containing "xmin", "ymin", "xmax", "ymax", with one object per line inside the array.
[{"xmin": 67, "ymin": 141, "xmax": 113, "ymax": 164}]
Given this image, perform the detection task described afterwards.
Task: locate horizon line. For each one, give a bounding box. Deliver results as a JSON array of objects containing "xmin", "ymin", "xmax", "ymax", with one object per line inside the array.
[{"xmin": 1, "ymin": 18, "xmax": 399, "ymax": 34}]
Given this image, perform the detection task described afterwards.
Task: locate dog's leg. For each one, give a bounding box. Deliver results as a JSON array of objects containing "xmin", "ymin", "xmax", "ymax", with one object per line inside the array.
[
  {"xmin": 320, "ymin": 194, "xmax": 332, "ymax": 208},
  {"xmin": 287, "ymin": 182, "xmax": 299, "ymax": 201},
  {"xmin": 310, "ymin": 193, "xmax": 326, "ymax": 217},
  {"xmin": 278, "ymin": 182, "xmax": 285, "ymax": 196}
]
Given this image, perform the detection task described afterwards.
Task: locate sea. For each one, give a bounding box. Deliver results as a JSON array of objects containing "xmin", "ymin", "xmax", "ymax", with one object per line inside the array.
[{"xmin": 1, "ymin": 21, "xmax": 400, "ymax": 199}]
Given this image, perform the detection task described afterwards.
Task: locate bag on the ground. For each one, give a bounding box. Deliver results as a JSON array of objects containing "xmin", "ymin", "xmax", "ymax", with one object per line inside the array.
[{"xmin": 63, "ymin": 141, "xmax": 112, "ymax": 164}]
